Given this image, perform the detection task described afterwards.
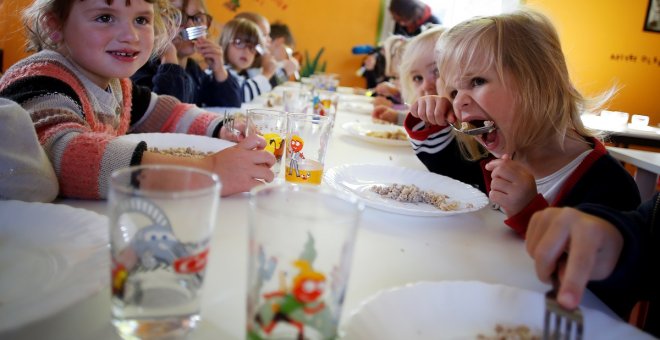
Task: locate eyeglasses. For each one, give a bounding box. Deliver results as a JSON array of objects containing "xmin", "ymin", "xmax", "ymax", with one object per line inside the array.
[
  {"xmin": 181, "ymin": 12, "xmax": 212, "ymax": 27},
  {"xmin": 231, "ymin": 38, "xmax": 263, "ymax": 54}
]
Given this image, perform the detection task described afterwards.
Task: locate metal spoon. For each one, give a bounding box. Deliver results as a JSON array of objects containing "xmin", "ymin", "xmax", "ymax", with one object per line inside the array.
[{"xmin": 449, "ymin": 121, "xmax": 496, "ymax": 136}]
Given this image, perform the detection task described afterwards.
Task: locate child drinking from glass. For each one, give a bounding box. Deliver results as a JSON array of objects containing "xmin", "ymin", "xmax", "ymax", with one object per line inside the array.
[
  {"xmin": 0, "ymin": 0, "xmax": 275, "ymax": 199},
  {"xmin": 407, "ymin": 9, "xmax": 640, "ymax": 237},
  {"xmin": 132, "ymin": 0, "xmax": 241, "ymax": 108},
  {"xmin": 219, "ymin": 18, "xmax": 275, "ymax": 103}
]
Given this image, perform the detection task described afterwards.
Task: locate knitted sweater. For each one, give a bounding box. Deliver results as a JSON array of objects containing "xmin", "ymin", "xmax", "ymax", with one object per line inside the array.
[
  {"xmin": 403, "ymin": 114, "xmax": 641, "ymax": 237},
  {"xmin": 0, "ymin": 50, "xmax": 227, "ymax": 199}
]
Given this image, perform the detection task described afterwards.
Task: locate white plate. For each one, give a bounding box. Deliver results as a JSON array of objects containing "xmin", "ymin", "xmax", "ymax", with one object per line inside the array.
[
  {"xmin": 341, "ymin": 281, "xmax": 653, "ymax": 340},
  {"xmin": 340, "ymin": 101, "xmax": 373, "ymax": 115},
  {"xmin": 324, "ymin": 164, "xmax": 488, "ymax": 216},
  {"xmin": 118, "ymin": 132, "xmax": 235, "ymax": 153},
  {"xmin": 342, "ymin": 122, "xmax": 410, "ymax": 147},
  {"xmin": 0, "ymin": 201, "xmax": 109, "ymax": 331}
]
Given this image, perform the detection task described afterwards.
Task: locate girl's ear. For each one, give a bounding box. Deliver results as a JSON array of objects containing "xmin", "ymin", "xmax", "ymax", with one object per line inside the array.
[{"xmin": 43, "ymin": 13, "xmax": 63, "ymax": 43}]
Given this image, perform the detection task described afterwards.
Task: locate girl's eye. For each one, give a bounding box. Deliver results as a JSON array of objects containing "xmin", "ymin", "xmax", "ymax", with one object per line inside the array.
[
  {"xmin": 412, "ymin": 75, "xmax": 423, "ymax": 84},
  {"xmin": 470, "ymin": 77, "xmax": 486, "ymax": 87},
  {"xmin": 95, "ymin": 15, "xmax": 113, "ymax": 23},
  {"xmin": 433, "ymin": 68, "xmax": 440, "ymax": 79},
  {"xmin": 449, "ymin": 89, "xmax": 458, "ymax": 99},
  {"xmin": 135, "ymin": 16, "xmax": 151, "ymax": 25}
]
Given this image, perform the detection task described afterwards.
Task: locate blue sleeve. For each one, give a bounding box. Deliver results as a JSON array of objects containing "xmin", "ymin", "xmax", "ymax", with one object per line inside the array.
[
  {"xmin": 131, "ymin": 60, "xmax": 193, "ymax": 103},
  {"xmin": 197, "ymin": 71, "xmax": 242, "ymax": 108}
]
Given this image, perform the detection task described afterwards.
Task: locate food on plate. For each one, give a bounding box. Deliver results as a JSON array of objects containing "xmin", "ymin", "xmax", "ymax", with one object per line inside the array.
[
  {"xmin": 148, "ymin": 147, "xmax": 212, "ymax": 158},
  {"xmin": 365, "ymin": 129, "xmax": 408, "ymax": 140},
  {"xmin": 477, "ymin": 324, "xmax": 541, "ymax": 340},
  {"xmin": 370, "ymin": 183, "xmax": 469, "ymax": 211}
]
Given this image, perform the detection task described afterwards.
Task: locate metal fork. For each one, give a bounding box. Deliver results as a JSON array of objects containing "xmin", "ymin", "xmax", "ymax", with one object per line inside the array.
[
  {"xmin": 222, "ymin": 110, "xmax": 241, "ymax": 137},
  {"xmin": 180, "ymin": 25, "xmax": 207, "ymax": 40},
  {"xmin": 543, "ymin": 272, "xmax": 584, "ymax": 340}
]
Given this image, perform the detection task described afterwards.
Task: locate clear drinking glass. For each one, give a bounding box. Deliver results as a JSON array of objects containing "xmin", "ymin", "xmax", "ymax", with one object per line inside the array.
[
  {"xmin": 284, "ymin": 113, "xmax": 332, "ymax": 185},
  {"xmin": 108, "ymin": 165, "xmax": 221, "ymax": 339},
  {"xmin": 246, "ymin": 183, "xmax": 364, "ymax": 340},
  {"xmin": 246, "ymin": 108, "xmax": 288, "ymax": 176}
]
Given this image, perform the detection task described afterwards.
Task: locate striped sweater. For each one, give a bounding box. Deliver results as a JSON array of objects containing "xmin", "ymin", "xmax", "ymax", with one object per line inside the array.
[{"xmin": 0, "ymin": 50, "xmax": 226, "ymax": 199}]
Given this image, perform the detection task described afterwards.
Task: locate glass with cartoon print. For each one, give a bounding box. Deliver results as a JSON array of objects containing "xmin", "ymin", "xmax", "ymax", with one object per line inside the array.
[
  {"xmin": 284, "ymin": 113, "xmax": 332, "ymax": 185},
  {"xmin": 108, "ymin": 165, "xmax": 221, "ymax": 339},
  {"xmin": 246, "ymin": 184, "xmax": 364, "ymax": 340},
  {"xmin": 246, "ymin": 108, "xmax": 288, "ymax": 176}
]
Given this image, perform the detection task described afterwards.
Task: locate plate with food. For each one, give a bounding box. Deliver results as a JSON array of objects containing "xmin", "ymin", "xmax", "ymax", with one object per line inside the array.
[
  {"xmin": 342, "ymin": 122, "xmax": 410, "ymax": 147},
  {"xmin": 324, "ymin": 164, "xmax": 488, "ymax": 216},
  {"xmin": 0, "ymin": 201, "xmax": 109, "ymax": 331},
  {"xmin": 340, "ymin": 281, "xmax": 653, "ymax": 339},
  {"xmin": 117, "ymin": 132, "xmax": 235, "ymax": 157}
]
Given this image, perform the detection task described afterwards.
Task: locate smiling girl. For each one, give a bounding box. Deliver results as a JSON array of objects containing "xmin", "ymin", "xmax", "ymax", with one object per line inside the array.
[
  {"xmin": 0, "ymin": 0, "xmax": 275, "ymax": 199},
  {"xmin": 406, "ymin": 9, "xmax": 640, "ymax": 237}
]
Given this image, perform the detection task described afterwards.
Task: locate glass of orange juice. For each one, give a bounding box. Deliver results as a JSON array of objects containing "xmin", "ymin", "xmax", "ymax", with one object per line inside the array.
[{"xmin": 284, "ymin": 113, "xmax": 332, "ymax": 185}]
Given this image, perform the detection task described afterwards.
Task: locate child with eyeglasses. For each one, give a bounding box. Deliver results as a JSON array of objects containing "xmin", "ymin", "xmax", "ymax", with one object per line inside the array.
[
  {"xmin": 219, "ymin": 18, "xmax": 276, "ymax": 103},
  {"xmin": 132, "ymin": 0, "xmax": 242, "ymax": 108}
]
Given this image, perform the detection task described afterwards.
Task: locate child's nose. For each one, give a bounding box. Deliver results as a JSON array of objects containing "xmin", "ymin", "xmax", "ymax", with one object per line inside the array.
[{"xmin": 118, "ymin": 23, "xmax": 140, "ymax": 42}]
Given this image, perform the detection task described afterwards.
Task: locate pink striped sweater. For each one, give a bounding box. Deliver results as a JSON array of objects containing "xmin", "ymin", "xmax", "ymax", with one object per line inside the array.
[{"xmin": 0, "ymin": 50, "xmax": 227, "ymax": 199}]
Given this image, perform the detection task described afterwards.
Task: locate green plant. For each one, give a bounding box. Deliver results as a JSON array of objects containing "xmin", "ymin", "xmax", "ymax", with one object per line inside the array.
[{"xmin": 300, "ymin": 48, "xmax": 327, "ymax": 78}]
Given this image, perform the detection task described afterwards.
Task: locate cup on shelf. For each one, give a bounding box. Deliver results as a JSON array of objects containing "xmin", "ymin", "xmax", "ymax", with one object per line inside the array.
[
  {"xmin": 108, "ymin": 165, "xmax": 221, "ymax": 339},
  {"xmin": 630, "ymin": 114, "xmax": 650, "ymax": 128}
]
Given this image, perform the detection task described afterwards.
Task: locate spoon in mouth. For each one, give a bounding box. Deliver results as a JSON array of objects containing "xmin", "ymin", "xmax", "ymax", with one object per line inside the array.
[{"xmin": 449, "ymin": 121, "xmax": 496, "ymax": 136}]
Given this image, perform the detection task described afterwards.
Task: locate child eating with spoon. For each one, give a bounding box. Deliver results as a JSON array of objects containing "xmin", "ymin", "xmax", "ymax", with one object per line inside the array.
[{"xmin": 406, "ymin": 9, "xmax": 640, "ymax": 237}]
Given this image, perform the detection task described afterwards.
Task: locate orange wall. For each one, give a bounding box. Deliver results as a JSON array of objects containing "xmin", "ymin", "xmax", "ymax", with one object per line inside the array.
[
  {"xmin": 205, "ymin": 0, "xmax": 381, "ymax": 88},
  {"xmin": 527, "ymin": 0, "xmax": 660, "ymax": 125},
  {"xmin": 2, "ymin": 1, "xmax": 659, "ymax": 124}
]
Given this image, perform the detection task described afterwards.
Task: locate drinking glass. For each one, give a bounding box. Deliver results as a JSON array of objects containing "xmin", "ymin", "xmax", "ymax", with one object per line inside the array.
[
  {"xmin": 108, "ymin": 165, "xmax": 221, "ymax": 339},
  {"xmin": 284, "ymin": 113, "xmax": 332, "ymax": 185},
  {"xmin": 246, "ymin": 183, "xmax": 364, "ymax": 340},
  {"xmin": 246, "ymin": 108, "xmax": 288, "ymax": 176}
]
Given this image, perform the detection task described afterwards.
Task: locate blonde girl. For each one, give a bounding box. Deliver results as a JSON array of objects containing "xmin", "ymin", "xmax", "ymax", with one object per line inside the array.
[{"xmin": 407, "ymin": 9, "xmax": 640, "ymax": 237}]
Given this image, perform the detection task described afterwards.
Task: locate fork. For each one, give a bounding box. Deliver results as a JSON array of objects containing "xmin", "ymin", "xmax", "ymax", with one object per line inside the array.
[
  {"xmin": 223, "ymin": 110, "xmax": 241, "ymax": 137},
  {"xmin": 449, "ymin": 121, "xmax": 496, "ymax": 136},
  {"xmin": 180, "ymin": 25, "xmax": 207, "ymax": 41},
  {"xmin": 543, "ymin": 272, "xmax": 584, "ymax": 340}
]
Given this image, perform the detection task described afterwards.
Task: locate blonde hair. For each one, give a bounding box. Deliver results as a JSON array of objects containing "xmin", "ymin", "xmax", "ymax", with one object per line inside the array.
[
  {"xmin": 398, "ymin": 25, "xmax": 445, "ymax": 105},
  {"xmin": 436, "ymin": 9, "xmax": 610, "ymax": 159},
  {"xmin": 22, "ymin": 0, "xmax": 180, "ymax": 58},
  {"xmin": 381, "ymin": 35, "xmax": 408, "ymax": 79},
  {"xmin": 219, "ymin": 18, "xmax": 264, "ymax": 68}
]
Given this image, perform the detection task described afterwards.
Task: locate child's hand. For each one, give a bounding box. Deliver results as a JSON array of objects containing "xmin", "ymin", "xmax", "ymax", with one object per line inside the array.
[
  {"xmin": 374, "ymin": 82, "xmax": 399, "ymax": 98},
  {"xmin": 372, "ymin": 96, "xmax": 393, "ymax": 107},
  {"xmin": 194, "ymin": 38, "xmax": 227, "ymax": 81},
  {"xmin": 260, "ymin": 52, "xmax": 278, "ymax": 79},
  {"xmin": 484, "ymin": 154, "xmax": 537, "ymax": 216},
  {"xmin": 210, "ymin": 134, "xmax": 276, "ymax": 196},
  {"xmin": 371, "ymin": 105, "xmax": 398, "ymax": 124},
  {"xmin": 409, "ymin": 95, "xmax": 456, "ymax": 127},
  {"xmin": 526, "ymin": 207, "xmax": 624, "ymax": 310},
  {"xmin": 160, "ymin": 42, "xmax": 178, "ymax": 65},
  {"xmin": 219, "ymin": 117, "xmax": 247, "ymax": 142}
]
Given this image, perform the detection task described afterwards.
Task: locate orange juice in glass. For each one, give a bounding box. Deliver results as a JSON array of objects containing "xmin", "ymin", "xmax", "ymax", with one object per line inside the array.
[{"xmin": 284, "ymin": 114, "xmax": 331, "ymax": 185}]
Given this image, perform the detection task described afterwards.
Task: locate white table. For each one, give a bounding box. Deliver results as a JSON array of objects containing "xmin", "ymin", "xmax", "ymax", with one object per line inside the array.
[
  {"xmin": 608, "ymin": 146, "xmax": 660, "ymax": 201},
  {"xmin": 3, "ymin": 99, "xmax": 619, "ymax": 340}
]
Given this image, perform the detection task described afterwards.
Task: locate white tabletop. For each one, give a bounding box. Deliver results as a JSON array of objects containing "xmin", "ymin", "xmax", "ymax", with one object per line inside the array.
[
  {"xmin": 607, "ymin": 146, "xmax": 660, "ymax": 201},
  {"xmin": 3, "ymin": 95, "xmax": 621, "ymax": 340}
]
